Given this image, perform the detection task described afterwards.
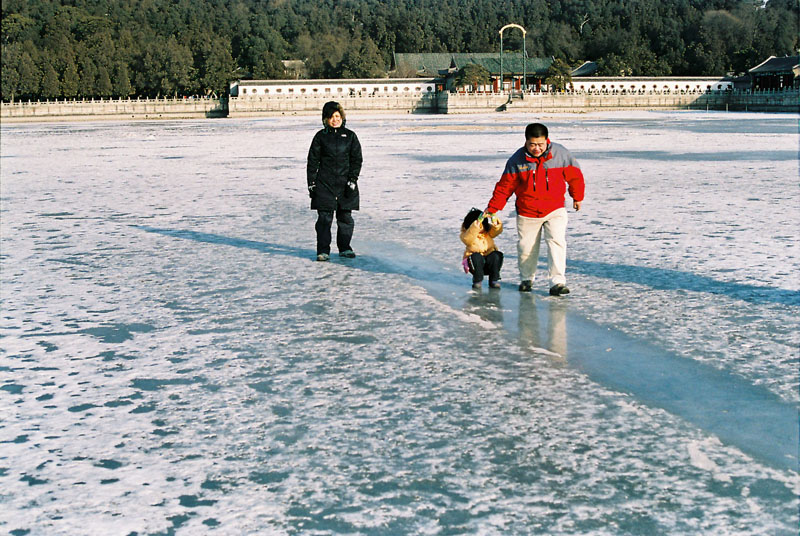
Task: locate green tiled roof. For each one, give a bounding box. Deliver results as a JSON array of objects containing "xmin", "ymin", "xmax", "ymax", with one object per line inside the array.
[
  {"xmin": 451, "ymin": 53, "xmax": 552, "ymax": 74},
  {"xmin": 749, "ymin": 55, "xmax": 799, "ymax": 74},
  {"xmin": 394, "ymin": 53, "xmax": 455, "ymax": 75},
  {"xmin": 571, "ymin": 61, "xmax": 598, "ymax": 77},
  {"xmin": 394, "ymin": 52, "xmax": 553, "ymax": 76}
]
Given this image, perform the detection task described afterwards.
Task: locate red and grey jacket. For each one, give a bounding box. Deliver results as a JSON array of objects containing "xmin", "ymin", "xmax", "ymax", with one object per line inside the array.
[{"xmin": 486, "ymin": 141, "xmax": 585, "ymax": 218}]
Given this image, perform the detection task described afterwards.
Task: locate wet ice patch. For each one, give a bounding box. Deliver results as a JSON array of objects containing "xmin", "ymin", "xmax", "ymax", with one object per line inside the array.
[{"xmin": 411, "ymin": 287, "xmax": 497, "ymax": 330}]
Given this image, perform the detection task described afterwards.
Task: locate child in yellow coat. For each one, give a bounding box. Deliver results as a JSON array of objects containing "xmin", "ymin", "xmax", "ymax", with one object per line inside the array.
[{"xmin": 460, "ymin": 208, "xmax": 504, "ymax": 289}]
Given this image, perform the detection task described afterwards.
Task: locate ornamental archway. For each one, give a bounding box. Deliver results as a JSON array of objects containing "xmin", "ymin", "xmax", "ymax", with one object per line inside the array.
[{"xmin": 499, "ymin": 23, "xmax": 527, "ymax": 93}]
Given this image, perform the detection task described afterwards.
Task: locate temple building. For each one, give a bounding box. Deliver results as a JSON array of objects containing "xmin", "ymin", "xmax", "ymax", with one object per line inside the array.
[
  {"xmin": 392, "ymin": 53, "xmax": 730, "ymax": 94},
  {"xmin": 748, "ymin": 55, "xmax": 800, "ymax": 91},
  {"xmin": 394, "ymin": 52, "xmax": 560, "ymax": 92}
]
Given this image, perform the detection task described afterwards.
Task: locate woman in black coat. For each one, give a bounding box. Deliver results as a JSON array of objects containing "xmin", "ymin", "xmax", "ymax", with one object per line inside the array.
[{"xmin": 306, "ymin": 101, "xmax": 363, "ymax": 261}]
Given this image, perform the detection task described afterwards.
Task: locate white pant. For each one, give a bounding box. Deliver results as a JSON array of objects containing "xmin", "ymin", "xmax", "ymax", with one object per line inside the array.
[{"xmin": 516, "ymin": 208, "xmax": 568, "ymax": 285}]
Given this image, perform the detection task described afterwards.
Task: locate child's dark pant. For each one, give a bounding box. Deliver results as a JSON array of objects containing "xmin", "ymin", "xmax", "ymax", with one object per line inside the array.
[
  {"xmin": 469, "ymin": 251, "xmax": 503, "ymax": 283},
  {"xmin": 316, "ymin": 209, "xmax": 353, "ymax": 255}
]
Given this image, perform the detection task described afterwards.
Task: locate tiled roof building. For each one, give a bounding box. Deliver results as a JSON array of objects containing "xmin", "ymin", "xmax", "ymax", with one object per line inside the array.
[
  {"xmin": 394, "ymin": 52, "xmax": 559, "ymax": 91},
  {"xmin": 748, "ymin": 55, "xmax": 799, "ymax": 90},
  {"xmin": 395, "ymin": 52, "xmax": 552, "ymax": 76}
]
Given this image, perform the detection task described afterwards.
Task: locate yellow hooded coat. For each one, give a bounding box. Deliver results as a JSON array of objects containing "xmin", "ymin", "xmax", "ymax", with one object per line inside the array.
[{"xmin": 460, "ymin": 217, "xmax": 503, "ymax": 259}]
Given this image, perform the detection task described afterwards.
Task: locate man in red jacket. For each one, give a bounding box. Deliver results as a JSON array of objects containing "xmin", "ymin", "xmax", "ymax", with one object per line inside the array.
[{"xmin": 485, "ymin": 123, "xmax": 584, "ymax": 296}]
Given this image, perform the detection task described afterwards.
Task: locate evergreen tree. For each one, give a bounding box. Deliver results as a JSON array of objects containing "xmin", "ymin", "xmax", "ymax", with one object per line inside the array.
[
  {"xmin": 16, "ymin": 43, "xmax": 41, "ymax": 99},
  {"xmin": 1, "ymin": 44, "xmax": 21, "ymax": 101},
  {"xmin": 544, "ymin": 58, "xmax": 573, "ymax": 91},
  {"xmin": 41, "ymin": 61, "xmax": 61, "ymax": 98},
  {"xmin": 113, "ymin": 62, "xmax": 133, "ymax": 97},
  {"xmin": 78, "ymin": 55, "xmax": 98, "ymax": 97},
  {"xmin": 300, "ymin": 32, "xmax": 349, "ymax": 79},
  {"xmin": 339, "ymin": 37, "xmax": 385, "ymax": 79},
  {"xmin": 597, "ymin": 53, "xmax": 633, "ymax": 77},
  {"xmin": 199, "ymin": 37, "xmax": 237, "ymax": 95},
  {"xmin": 252, "ymin": 51, "xmax": 285, "ymax": 79},
  {"xmin": 2, "ymin": 13, "xmax": 36, "ymax": 44},
  {"xmin": 133, "ymin": 49, "xmax": 160, "ymax": 97},
  {"xmin": 96, "ymin": 65, "xmax": 113, "ymax": 97},
  {"xmin": 1, "ymin": 0, "xmax": 798, "ymax": 101},
  {"xmin": 160, "ymin": 36, "xmax": 193, "ymax": 95},
  {"xmin": 61, "ymin": 60, "xmax": 80, "ymax": 98},
  {"xmin": 455, "ymin": 63, "xmax": 491, "ymax": 92}
]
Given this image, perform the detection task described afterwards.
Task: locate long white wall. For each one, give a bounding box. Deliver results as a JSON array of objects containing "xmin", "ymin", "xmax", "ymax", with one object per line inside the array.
[
  {"xmin": 231, "ymin": 78, "xmax": 437, "ymax": 98},
  {"xmin": 568, "ymin": 77, "xmax": 732, "ymax": 94},
  {"xmin": 231, "ymin": 77, "xmax": 733, "ymax": 99}
]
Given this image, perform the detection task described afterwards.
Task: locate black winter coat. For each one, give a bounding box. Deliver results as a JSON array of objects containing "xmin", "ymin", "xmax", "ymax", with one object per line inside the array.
[{"xmin": 306, "ymin": 124, "xmax": 363, "ymax": 211}]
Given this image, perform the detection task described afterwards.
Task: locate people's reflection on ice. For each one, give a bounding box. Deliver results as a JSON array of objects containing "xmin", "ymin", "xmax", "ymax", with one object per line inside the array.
[
  {"xmin": 518, "ymin": 295, "xmax": 567, "ymax": 363},
  {"xmin": 465, "ymin": 288, "xmax": 504, "ymax": 325}
]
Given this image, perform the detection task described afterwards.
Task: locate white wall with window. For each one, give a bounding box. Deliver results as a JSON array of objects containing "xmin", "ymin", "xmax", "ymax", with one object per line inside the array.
[
  {"xmin": 569, "ymin": 77, "xmax": 732, "ymax": 94},
  {"xmin": 230, "ymin": 79, "xmax": 437, "ymax": 98}
]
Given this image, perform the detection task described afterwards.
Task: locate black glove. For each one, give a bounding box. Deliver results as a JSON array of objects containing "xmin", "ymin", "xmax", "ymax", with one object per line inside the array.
[{"xmin": 308, "ymin": 184, "xmax": 316, "ymax": 198}]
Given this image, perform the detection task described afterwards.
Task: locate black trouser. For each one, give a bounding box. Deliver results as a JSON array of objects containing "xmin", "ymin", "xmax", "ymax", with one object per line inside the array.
[
  {"xmin": 469, "ymin": 251, "xmax": 504, "ymax": 283},
  {"xmin": 316, "ymin": 209, "xmax": 354, "ymax": 255}
]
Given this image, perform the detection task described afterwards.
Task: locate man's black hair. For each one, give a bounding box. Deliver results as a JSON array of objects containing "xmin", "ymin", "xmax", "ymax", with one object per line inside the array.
[{"xmin": 525, "ymin": 123, "xmax": 548, "ymax": 140}]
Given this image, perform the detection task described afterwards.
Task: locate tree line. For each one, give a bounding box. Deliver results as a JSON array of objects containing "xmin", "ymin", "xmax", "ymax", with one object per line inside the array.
[{"xmin": 2, "ymin": 0, "xmax": 797, "ymax": 101}]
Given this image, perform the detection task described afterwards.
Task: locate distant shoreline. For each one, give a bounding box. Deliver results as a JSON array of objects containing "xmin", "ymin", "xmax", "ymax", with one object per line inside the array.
[{"xmin": 1, "ymin": 91, "xmax": 797, "ymax": 123}]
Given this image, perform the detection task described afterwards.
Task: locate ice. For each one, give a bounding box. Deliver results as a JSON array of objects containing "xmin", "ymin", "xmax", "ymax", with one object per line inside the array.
[{"xmin": 1, "ymin": 111, "xmax": 798, "ymax": 534}]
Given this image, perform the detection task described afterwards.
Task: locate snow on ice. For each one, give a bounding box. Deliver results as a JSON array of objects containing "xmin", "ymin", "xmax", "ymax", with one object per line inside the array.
[{"xmin": 1, "ymin": 111, "xmax": 798, "ymax": 534}]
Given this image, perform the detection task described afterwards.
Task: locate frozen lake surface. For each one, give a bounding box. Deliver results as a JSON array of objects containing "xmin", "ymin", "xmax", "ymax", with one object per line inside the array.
[{"xmin": 1, "ymin": 111, "xmax": 798, "ymax": 534}]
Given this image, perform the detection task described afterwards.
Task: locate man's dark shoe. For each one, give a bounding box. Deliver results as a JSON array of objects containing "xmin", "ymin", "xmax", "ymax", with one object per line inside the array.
[
  {"xmin": 489, "ymin": 280, "xmax": 501, "ymax": 289},
  {"xmin": 549, "ymin": 284, "xmax": 570, "ymax": 296},
  {"xmin": 518, "ymin": 280, "xmax": 532, "ymax": 292},
  {"xmin": 316, "ymin": 253, "xmax": 330, "ymax": 262},
  {"xmin": 472, "ymin": 281, "xmax": 482, "ymax": 289},
  {"xmin": 339, "ymin": 250, "xmax": 356, "ymax": 258}
]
